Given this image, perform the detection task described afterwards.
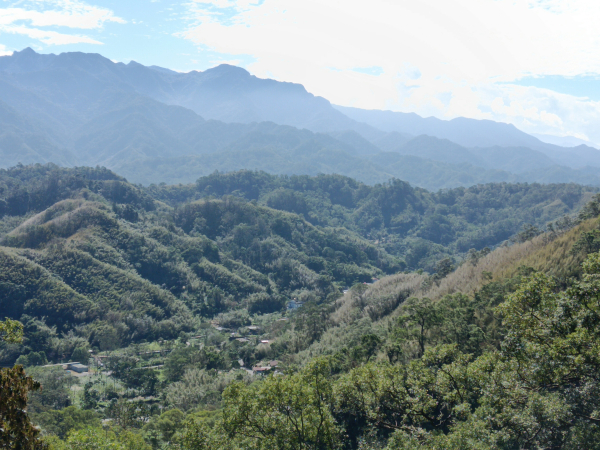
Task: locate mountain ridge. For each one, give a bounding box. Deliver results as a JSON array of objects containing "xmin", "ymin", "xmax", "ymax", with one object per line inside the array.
[{"xmin": 0, "ymin": 48, "xmax": 599, "ymax": 191}]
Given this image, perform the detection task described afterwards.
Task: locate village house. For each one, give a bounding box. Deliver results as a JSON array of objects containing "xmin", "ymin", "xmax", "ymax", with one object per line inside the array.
[
  {"xmin": 66, "ymin": 363, "xmax": 88, "ymax": 373},
  {"xmin": 252, "ymin": 366, "xmax": 271, "ymax": 375},
  {"xmin": 287, "ymin": 300, "xmax": 303, "ymax": 310}
]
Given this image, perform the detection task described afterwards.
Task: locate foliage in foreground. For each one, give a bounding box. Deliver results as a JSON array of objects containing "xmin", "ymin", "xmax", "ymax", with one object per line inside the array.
[
  {"xmin": 165, "ymin": 252, "xmax": 600, "ymax": 449},
  {"xmin": 24, "ymin": 254, "xmax": 600, "ymax": 449},
  {"xmin": 0, "ymin": 318, "xmax": 46, "ymax": 450},
  {"xmin": 3, "ymin": 166, "xmax": 600, "ymax": 449}
]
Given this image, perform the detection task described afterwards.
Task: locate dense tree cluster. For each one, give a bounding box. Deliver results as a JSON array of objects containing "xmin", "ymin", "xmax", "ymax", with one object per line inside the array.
[
  {"xmin": 154, "ymin": 252, "xmax": 600, "ymax": 449},
  {"xmin": 151, "ymin": 170, "xmax": 591, "ymax": 269},
  {"xmin": 0, "ymin": 318, "xmax": 47, "ymax": 449},
  {"xmin": 1, "ymin": 165, "xmax": 599, "ymax": 449}
]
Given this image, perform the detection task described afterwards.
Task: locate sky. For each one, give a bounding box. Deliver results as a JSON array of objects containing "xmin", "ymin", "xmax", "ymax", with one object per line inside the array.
[{"xmin": 1, "ymin": 0, "xmax": 600, "ymax": 145}]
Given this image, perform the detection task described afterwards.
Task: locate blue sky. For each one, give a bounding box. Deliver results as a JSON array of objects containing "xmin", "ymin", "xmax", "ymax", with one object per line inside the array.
[
  {"xmin": 0, "ymin": 0, "xmax": 252, "ymax": 71},
  {"xmin": 1, "ymin": 0, "xmax": 600, "ymax": 144},
  {"xmin": 511, "ymin": 76, "xmax": 600, "ymax": 102}
]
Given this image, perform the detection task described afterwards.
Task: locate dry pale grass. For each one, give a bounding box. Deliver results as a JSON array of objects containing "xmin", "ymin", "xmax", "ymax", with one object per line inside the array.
[
  {"xmin": 5, "ymin": 201, "xmax": 112, "ymax": 245},
  {"xmin": 288, "ymin": 274, "xmax": 426, "ymax": 364},
  {"xmin": 417, "ymin": 218, "xmax": 598, "ymax": 302},
  {"xmin": 331, "ymin": 273, "xmax": 426, "ymax": 325},
  {"xmin": 10, "ymin": 199, "xmax": 85, "ymax": 232},
  {"xmin": 330, "ymin": 230, "xmax": 565, "ymax": 329},
  {"xmin": 416, "ymin": 239, "xmax": 549, "ymax": 301},
  {"xmin": 293, "ymin": 215, "xmax": 599, "ymax": 365},
  {"xmin": 494, "ymin": 218, "xmax": 598, "ymax": 281},
  {"xmin": 344, "ymin": 217, "xmax": 598, "ymax": 330}
]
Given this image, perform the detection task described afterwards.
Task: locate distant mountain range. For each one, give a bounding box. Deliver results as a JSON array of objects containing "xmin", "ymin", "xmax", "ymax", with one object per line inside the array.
[
  {"xmin": 532, "ymin": 133, "xmax": 599, "ymax": 149},
  {"xmin": 0, "ymin": 47, "xmax": 599, "ymax": 190}
]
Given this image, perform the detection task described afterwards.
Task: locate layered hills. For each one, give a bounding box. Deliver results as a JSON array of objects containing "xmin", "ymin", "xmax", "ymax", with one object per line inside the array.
[
  {"xmin": 4, "ymin": 165, "xmax": 600, "ymax": 449},
  {"xmin": 4, "ymin": 47, "xmax": 600, "ymax": 450},
  {"xmin": 0, "ymin": 165, "xmax": 594, "ymax": 358},
  {"xmin": 0, "ymin": 48, "xmax": 599, "ymax": 191}
]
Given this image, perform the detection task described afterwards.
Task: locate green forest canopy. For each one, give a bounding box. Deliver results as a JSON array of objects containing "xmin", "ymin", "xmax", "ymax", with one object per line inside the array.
[{"xmin": 1, "ymin": 164, "xmax": 600, "ymax": 448}]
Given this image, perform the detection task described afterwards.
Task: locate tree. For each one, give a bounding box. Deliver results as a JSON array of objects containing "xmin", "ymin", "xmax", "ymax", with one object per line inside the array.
[
  {"xmin": 0, "ymin": 318, "xmax": 47, "ymax": 450},
  {"xmin": 335, "ymin": 345, "xmax": 476, "ymax": 448},
  {"xmin": 175, "ymin": 417, "xmax": 228, "ymax": 450},
  {"xmin": 513, "ymin": 223, "xmax": 541, "ymax": 243},
  {"xmin": 345, "ymin": 252, "xmax": 600, "ymax": 448},
  {"xmin": 393, "ymin": 298, "xmax": 442, "ymax": 358},
  {"xmin": 435, "ymin": 294, "xmax": 486, "ymax": 355},
  {"xmin": 55, "ymin": 427, "xmax": 150, "ymax": 450},
  {"xmin": 70, "ymin": 347, "xmax": 90, "ymax": 365},
  {"xmin": 221, "ymin": 358, "xmax": 342, "ymax": 449},
  {"xmin": 356, "ymin": 334, "xmax": 381, "ymax": 363},
  {"xmin": 0, "ymin": 318, "xmax": 23, "ymax": 343},
  {"xmin": 105, "ymin": 399, "xmax": 150, "ymax": 429},
  {"xmin": 81, "ymin": 382, "xmax": 100, "ymax": 410},
  {"xmin": 570, "ymin": 228, "xmax": 600, "ymax": 256},
  {"xmin": 143, "ymin": 408, "xmax": 185, "ymax": 447},
  {"xmin": 434, "ymin": 257, "xmax": 455, "ymax": 279},
  {"xmin": 36, "ymin": 406, "xmax": 100, "ymax": 439},
  {"xmin": 27, "ymin": 366, "xmax": 76, "ymax": 413}
]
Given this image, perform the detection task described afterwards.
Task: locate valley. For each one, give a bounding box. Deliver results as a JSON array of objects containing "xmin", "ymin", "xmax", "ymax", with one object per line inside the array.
[{"xmin": 1, "ymin": 44, "xmax": 600, "ymax": 450}]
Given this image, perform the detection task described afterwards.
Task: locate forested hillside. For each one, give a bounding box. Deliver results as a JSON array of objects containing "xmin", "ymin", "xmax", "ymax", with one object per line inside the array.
[
  {"xmin": 0, "ymin": 164, "xmax": 593, "ymax": 357},
  {"xmin": 151, "ymin": 170, "xmax": 594, "ymax": 269},
  {"xmin": 2, "ymin": 164, "xmax": 600, "ymax": 449},
  {"xmin": 0, "ymin": 165, "xmax": 406, "ymax": 363},
  {"xmin": 2, "ymin": 0, "xmax": 600, "ymax": 446}
]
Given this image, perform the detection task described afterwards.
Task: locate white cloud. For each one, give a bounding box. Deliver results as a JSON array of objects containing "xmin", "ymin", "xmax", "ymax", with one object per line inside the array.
[
  {"xmin": 480, "ymin": 85, "xmax": 600, "ymax": 143},
  {"xmin": 0, "ymin": 1, "xmax": 125, "ymax": 29},
  {"xmin": 0, "ymin": 0, "xmax": 125, "ymax": 46},
  {"xmin": 1, "ymin": 24, "xmax": 103, "ymax": 45},
  {"xmin": 180, "ymin": 0, "xmax": 600, "ymax": 142},
  {"xmin": 0, "ymin": 43, "xmax": 12, "ymax": 56}
]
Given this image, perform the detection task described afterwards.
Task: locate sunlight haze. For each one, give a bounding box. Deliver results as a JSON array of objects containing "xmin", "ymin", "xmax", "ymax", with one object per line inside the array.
[{"xmin": 1, "ymin": 0, "xmax": 600, "ymax": 143}]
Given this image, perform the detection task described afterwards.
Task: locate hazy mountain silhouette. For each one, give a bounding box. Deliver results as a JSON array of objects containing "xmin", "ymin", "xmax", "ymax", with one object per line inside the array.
[
  {"xmin": 0, "ymin": 49, "xmax": 377, "ymax": 167},
  {"xmin": 334, "ymin": 105, "xmax": 600, "ymax": 167},
  {"xmin": 389, "ymin": 135, "xmax": 558, "ymax": 174},
  {"xmin": 532, "ymin": 133, "xmax": 599, "ymax": 149},
  {"xmin": 0, "ymin": 99, "xmax": 75, "ymax": 167},
  {"xmin": 0, "ymin": 47, "xmax": 599, "ymax": 190},
  {"xmin": 334, "ymin": 105, "xmax": 547, "ymax": 148},
  {"xmin": 0, "ymin": 49, "xmax": 382, "ymax": 139},
  {"xmin": 373, "ymin": 131, "xmax": 414, "ymax": 152}
]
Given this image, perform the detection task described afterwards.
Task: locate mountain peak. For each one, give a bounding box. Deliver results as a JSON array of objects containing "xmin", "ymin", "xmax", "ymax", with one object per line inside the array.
[
  {"xmin": 3, "ymin": 47, "xmax": 39, "ymax": 60},
  {"xmin": 17, "ymin": 47, "xmax": 36, "ymax": 56},
  {"xmin": 0, "ymin": 46, "xmax": 56, "ymax": 73},
  {"xmin": 204, "ymin": 64, "xmax": 251, "ymax": 76}
]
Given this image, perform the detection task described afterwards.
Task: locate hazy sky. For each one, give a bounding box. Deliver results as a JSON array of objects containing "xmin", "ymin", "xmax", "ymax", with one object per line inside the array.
[{"xmin": 1, "ymin": 0, "xmax": 600, "ymax": 144}]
